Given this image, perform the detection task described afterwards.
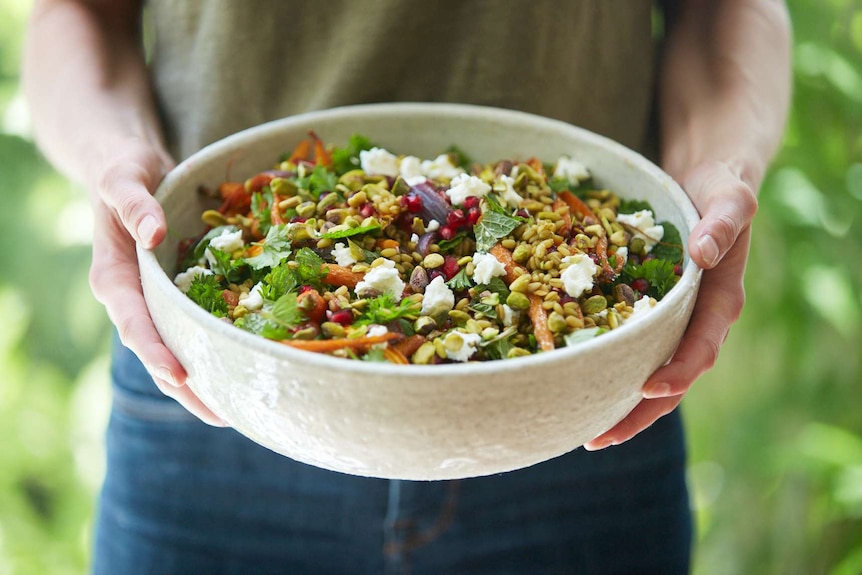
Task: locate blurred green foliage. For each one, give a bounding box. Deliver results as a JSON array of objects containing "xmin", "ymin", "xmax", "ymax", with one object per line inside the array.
[{"xmin": 0, "ymin": 1, "xmax": 860, "ymax": 574}]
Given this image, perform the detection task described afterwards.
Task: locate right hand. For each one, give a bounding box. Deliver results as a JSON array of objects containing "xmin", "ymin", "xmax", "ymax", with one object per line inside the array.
[{"xmin": 87, "ymin": 136, "xmax": 227, "ymax": 427}]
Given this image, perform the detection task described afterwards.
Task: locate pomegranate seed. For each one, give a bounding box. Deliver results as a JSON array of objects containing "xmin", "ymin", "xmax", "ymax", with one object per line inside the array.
[
  {"xmin": 330, "ymin": 309, "xmax": 354, "ymax": 326},
  {"xmin": 299, "ymin": 285, "xmax": 313, "ymax": 294},
  {"xmin": 359, "ymin": 203, "xmax": 375, "ymax": 218},
  {"xmin": 442, "ymin": 256, "xmax": 460, "ymax": 280},
  {"xmin": 515, "ymin": 208, "xmax": 530, "ymax": 219},
  {"xmin": 446, "ymin": 209, "xmax": 466, "ymax": 228},
  {"xmin": 439, "ymin": 225, "xmax": 456, "ymax": 240},
  {"xmin": 289, "ymin": 216, "xmax": 307, "ymax": 223},
  {"xmin": 467, "ymin": 207, "xmax": 481, "ymax": 226},
  {"xmin": 428, "ymin": 269, "xmax": 445, "ymax": 282},
  {"xmin": 631, "ymin": 278, "xmax": 650, "ymax": 295},
  {"xmin": 463, "ymin": 196, "xmax": 480, "ymax": 210},
  {"xmin": 674, "ymin": 264, "xmax": 683, "ymax": 276},
  {"xmin": 401, "ymin": 194, "xmax": 423, "ymax": 213}
]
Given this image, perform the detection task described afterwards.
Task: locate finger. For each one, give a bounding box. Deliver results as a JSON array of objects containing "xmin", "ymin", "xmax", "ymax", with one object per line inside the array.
[
  {"xmin": 154, "ymin": 377, "xmax": 228, "ymax": 427},
  {"xmin": 684, "ymin": 161, "xmax": 758, "ymax": 269},
  {"xmin": 583, "ymin": 396, "xmax": 683, "ymax": 451},
  {"xmin": 641, "ymin": 229, "xmax": 750, "ymax": 398},
  {"xmin": 94, "ymin": 148, "xmax": 172, "ymax": 249},
  {"xmin": 89, "ymin": 203, "xmax": 186, "ymax": 387}
]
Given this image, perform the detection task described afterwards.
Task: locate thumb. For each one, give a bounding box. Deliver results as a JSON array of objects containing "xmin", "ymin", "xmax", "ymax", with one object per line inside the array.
[{"xmin": 683, "ymin": 161, "xmax": 758, "ymax": 270}]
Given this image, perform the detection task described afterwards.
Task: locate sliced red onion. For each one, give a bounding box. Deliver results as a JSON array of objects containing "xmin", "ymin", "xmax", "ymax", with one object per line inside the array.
[
  {"xmin": 411, "ymin": 182, "xmax": 451, "ymax": 223},
  {"xmin": 416, "ymin": 232, "xmax": 438, "ymax": 256}
]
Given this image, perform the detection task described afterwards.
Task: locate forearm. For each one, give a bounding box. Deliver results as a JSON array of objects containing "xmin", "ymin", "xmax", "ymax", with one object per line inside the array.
[
  {"xmin": 659, "ymin": 0, "xmax": 792, "ymax": 189},
  {"xmin": 23, "ymin": 0, "xmax": 168, "ymax": 186}
]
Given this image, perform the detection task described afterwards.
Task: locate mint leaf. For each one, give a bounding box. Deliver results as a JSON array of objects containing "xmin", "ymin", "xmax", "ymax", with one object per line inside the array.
[
  {"xmin": 331, "ymin": 134, "xmax": 375, "ymax": 175},
  {"xmin": 259, "ymin": 262, "xmax": 298, "ymax": 301},
  {"xmin": 474, "ymin": 211, "xmax": 522, "ymax": 252},
  {"xmin": 297, "ymin": 165, "xmax": 337, "ymax": 198},
  {"xmin": 234, "ymin": 313, "xmax": 290, "ymax": 340},
  {"xmin": 618, "ymin": 199, "xmax": 654, "ymax": 214},
  {"xmin": 476, "ymin": 277, "xmax": 510, "ymax": 301},
  {"xmin": 266, "ymin": 292, "xmax": 303, "ymax": 331},
  {"xmin": 548, "ymin": 177, "xmax": 571, "ymax": 192},
  {"xmin": 245, "ymin": 224, "xmax": 293, "ymax": 270},
  {"xmin": 437, "ymin": 231, "xmax": 468, "ymax": 252},
  {"xmin": 320, "ymin": 223, "xmax": 381, "ymax": 239},
  {"xmin": 187, "ymin": 274, "xmax": 228, "ymax": 317},
  {"xmin": 651, "ymin": 222, "xmax": 684, "ymax": 264},
  {"xmin": 294, "ymin": 247, "xmax": 329, "ymax": 287},
  {"xmin": 356, "ymin": 293, "xmax": 421, "ymax": 326},
  {"xmin": 564, "ymin": 326, "xmax": 607, "ymax": 347}
]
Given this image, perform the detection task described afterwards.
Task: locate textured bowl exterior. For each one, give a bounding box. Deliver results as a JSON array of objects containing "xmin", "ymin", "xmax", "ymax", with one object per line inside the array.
[{"xmin": 138, "ymin": 103, "xmax": 702, "ymax": 480}]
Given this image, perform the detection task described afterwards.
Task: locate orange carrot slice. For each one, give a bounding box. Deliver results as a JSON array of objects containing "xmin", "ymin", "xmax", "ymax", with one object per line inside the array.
[
  {"xmin": 321, "ymin": 264, "xmax": 364, "ymax": 288},
  {"xmin": 279, "ymin": 332, "xmax": 403, "ymax": 353}
]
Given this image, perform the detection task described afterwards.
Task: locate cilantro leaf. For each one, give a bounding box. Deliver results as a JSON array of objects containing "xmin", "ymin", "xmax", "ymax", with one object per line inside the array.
[
  {"xmin": 259, "ymin": 262, "xmax": 299, "ymax": 301},
  {"xmin": 244, "ymin": 224, "xmax": 293, "ymax": 270},
  {"xmin": 294, "ymin": 247, "xmax": 329, "ymax": 287},
  {"xmin": 623, "ymin": 258, "xmax": 679, "ymax": 298},
  {"xmin": 356, "ymin": 293, "xmax": 421, "ymax": 326},
  {"xmin": 651, "ymin": 222, "xmax": 684, "ymax": 264},
  {"xmin": 548, "ymin": 176, "xmax": 571, "ymax": 193},
  {"xmin": 251, "ymin": 190, "xmax": 274, "ymax": 237},
  {"xmin": 206, "ymin": 246, "xmax": 245, "ymax": 283},
  {"xmin": 187, "ymin": 274, "xmax": 229, "ymax": 317},
  {"xmin": 331, "ymin": 134, "xmax": 375, "ymax": 175},
  {"xmin": 474, "ymin": 211, "xmax": 523, "ymax": 252},
  {"xmin": 320, "ymin": 223, "xmax": 382, "ymax": 239},
  {"xmin": 297, "ymin": 165, "xmax": 338, "ymax": 198},
  {"xmin": 234, "ymin": 313, "xmax": 290, "ymax": 340},
  {"xmin": 564, "ymin": 326, "xmax": 607, "ymax": 347},
  {"xmin": 446, "ymin": 268, "xmax": 473, "ymax": 291},
  {"xmin": 618, "ymin": 199, "xmax": 654, "ymax": 214}
]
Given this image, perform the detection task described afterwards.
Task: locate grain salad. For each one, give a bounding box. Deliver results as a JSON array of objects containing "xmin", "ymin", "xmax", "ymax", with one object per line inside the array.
[{"xmin": 175, "ymin": 132, "xmax": 685, "ymax": 364}]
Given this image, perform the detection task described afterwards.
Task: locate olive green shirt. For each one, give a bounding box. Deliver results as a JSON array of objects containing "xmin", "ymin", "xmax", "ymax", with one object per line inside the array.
[{"xmin": 147, "ymin": 0, "xmax": 658, "ymax": 161}]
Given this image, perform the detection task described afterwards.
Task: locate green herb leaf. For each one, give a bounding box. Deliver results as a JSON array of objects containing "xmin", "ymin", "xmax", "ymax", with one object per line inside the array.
[
  {"xmin": 445, "ymin": 144, "xmax": 472, "ymax": 170},
  {"xmin": 206, "ymin": 246, "xmax": 245, "ymax": 283},
  {"xmin": 618, "ymin": 199, "xmax": 654, "ymax": 214},
  {"xmin": 265, "ymin": 292, "xmax": 303, "ymax": 331},
  {"xmin": 651, "ymin": 222, "xmax": 684, "ymax": 264},
  {"xmin": 446, "ymin": 268, "xmax": 473, "ymax": 291},
  {"xmin": 259, "ymin": 262, "xmax": 298, "ymax": 301},
  {"xmin": 244, "ymin": 224, "xmax": 292, "ymax": 270},
  {"xmin": 320, "ymin": 223, "xmax": 382, "ymax": 239},
  {"xmin": 331, "ymin": 134, "xmax": 375, "ymax": 175},
  {"xmin": 623, "ymin": 258, "xmax": 679, "ymax": 298},
  {"xmin": 483, "ymin": 195, "xmax": 529, "ymax": 221},
  {"xmin": 234, "ymin": 313, "xmax": 290, "ymax": 340},
  {"xmin": 564, "ymin": 326, "xmax": 607, "ymax": 347},
  {"xmin": 548, "ymin": 176, "xmax": 571, "ymax": 192},
  {"xmin": 357, "ymin": 293, "xmax": 421, "ymax": 326},
  {"xmin": 294, "ymin": 247, "xmax": 329, "ymax": 287},
  {"xmin": 361, "ymin": 348, "xmax": 388, "ymax": 362},
  {"xmin": 251, "ymin": 189, "xmax": 274, "ymax": 237},
  {"xmin": 468, "ymin": 301, "xmax": 498, "ymax": 320},
  {"xmin": 478, "ymin": 277, "xmax": 510, "ymax": 301},
  {"xmin": 182, "ymin": 225, "xmax": 240, "ymax": 269},
  {"xmin": 474, "ymin": 211, "xmax": 522, "ymax": 252},
  {"xmin": 297, "ymin": 165, "xmax": 338, "ymax": 198},
  {"xmin": 187, "ymin": 274, "xmax": 228, "ymax": 317},
  {"xmin": 437, "ymin": 231, "xmax": 468, "ymax": 252}
]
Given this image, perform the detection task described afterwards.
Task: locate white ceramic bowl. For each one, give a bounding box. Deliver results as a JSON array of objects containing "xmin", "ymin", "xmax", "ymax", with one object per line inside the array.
[{"xmin": 139, "ymin": 103, "xmax": 702, "ymax": 480}]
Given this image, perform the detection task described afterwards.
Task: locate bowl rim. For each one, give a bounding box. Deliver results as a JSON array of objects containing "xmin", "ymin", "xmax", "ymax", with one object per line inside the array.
[{"xmin": 139, "ymin": 102, "xmax": 702, "ymax": 377}]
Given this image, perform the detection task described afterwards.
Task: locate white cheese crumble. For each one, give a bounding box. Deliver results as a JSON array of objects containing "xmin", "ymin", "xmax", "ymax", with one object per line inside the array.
[
  {"xmin": 205, "ymin": 228, "xmax": 245, "ymax": 267},
  {"xmin": 498, "ymin": 174, "xmax": 523, "ymax": 207},
  {"xmin": 359, "ymin": 147, "xmax": 400, "ymax": 177},
  {"xmin": 627, "ymin": 295, "xmax": 657, "ymax": 323},
  {"xmin": 420, "ymin": 276, "xmax": 455, "ymax": 316},
  {"xmin": 471, "ymin": 252, "xmax": 507, "ymax": 284},
  {"xmin": 173, "ymin": 266, "xmax": 213, "ymax": 293},
  {"xmin": 420, "ymin": 154, "xmax": 464, "ymax": 180},
  {"xmin": 355, "ymin": 259, "xmax": 405, "ymax": 300},
  {"xmin": 614, "ymin": 246, "xmax": 628, "ymax": 267},
  {"xmin": 399, "ymin": 155, "xmax": 426, "ymax": 186},
  {"xmin": 410, "ymin": 233, "xmax": 420, "ymax": 244},
  {"xmin": 331, "ymin": 242, "xmax": 357, "ymax": 267},
  {"xmin": 500, "ymin": 304, "xmax": 518, "ymax": 327},
  {"xmin": 616, "ymin": 210, "xmax": 665, "ymax": 253},
  {"xmin": 238, "ymin": 282, "xmax": 264, "ymax": 311},
  {"xmin": 560, "ymin": 254, "xmax": 599, "ymax": 298},
  {"xmin": 426, "ymin": 219, "xmax": 441, "ymax": 232},
  {"xmin": 554, "ymin": 155, "xmax": 591, "ymax": 184},
  {"xmin": 444, "ymin": 330, "xmax": 483, "ymax": 362},
  {"xmin": 446, "ymin": 174, "xmax": 491, "ymax": 206}
]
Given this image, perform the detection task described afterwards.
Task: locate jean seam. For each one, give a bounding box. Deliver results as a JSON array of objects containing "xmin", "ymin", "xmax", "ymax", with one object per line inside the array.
[{"xmin": 111, "ymin": 385, "xmax": 198, "ymax": 422}]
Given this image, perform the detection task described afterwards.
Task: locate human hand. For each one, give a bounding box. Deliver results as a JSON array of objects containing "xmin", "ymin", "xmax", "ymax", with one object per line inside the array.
[
  {"xmin": 87, "ymin": 137, "xmax": 227, "ymax": 427},
  {"xmin": 584, "ymin": 160, "xmax": 757, "ymax": 450}
]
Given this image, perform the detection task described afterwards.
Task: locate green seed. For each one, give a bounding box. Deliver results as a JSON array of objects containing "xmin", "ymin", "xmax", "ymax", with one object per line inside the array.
[
  {"xmin": 448, "ymin": 309, "xmax": 471, "ymax": 323},
  {"xmin": 412, "ymin": 342, "xmax": 438, "ymax": 364},
  {"xmin": 547, "ymin": 311, "xmax": 568, "ymax": 334},
  {"xmin": 321, "ymin": 322, "xmax": 346, "ymax": 338},
  {"xmin": 506, "ymin": 291, "xmax": 531, "ymax": 311},
  {"xmin": 582, "ymin": 295, "xmax": 608, "ymax": 314},
  {"xmin": 512, "ymin": 243, "xmax": 532, "ymax": 263},
  {"xmin": 296, "ymin": 201, "xmax": 317, "ymax": 218},
  {"xmin": 414, "ymin": 315, "xmax": 437, "ymax": 335},
  {"xmin": 423, "ymin": 253, "xmax": 445, "ymax": 269},
  {"xmin": 630, "ymin": 237, "xmax": 646, "ymax": 255},
  {"xmin": 507, "ymin": 347, "xmax": 532, "ymax": 359},
  {"xmin": 509, "ymin": 273, "xmax": 531, "ymax": 293}
]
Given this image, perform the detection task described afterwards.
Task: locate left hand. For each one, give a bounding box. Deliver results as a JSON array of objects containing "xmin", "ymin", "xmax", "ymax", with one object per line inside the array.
[{"xmin": 584, "ymin": 160, "xmax": 758, "ymax": 450}]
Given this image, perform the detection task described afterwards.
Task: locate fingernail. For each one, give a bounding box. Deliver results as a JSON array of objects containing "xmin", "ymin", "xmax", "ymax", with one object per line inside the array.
[
  {"xmin": 583, "ymin": 438, "xmax": 615, "ymax": 451},
  {"xmin": 643, "ymin": 381, "xmax": 671, "ymax": 398},
  {"xmin": 156, "ymin": 367, "xmax": 182, "ymax": 387},
  {"xmin": 697, "ymin": 234, "xmax": 720, "ymax": 267},
  {"xmin": 137, "ymin": 215, "xmax": 160, "ymax": 246}
]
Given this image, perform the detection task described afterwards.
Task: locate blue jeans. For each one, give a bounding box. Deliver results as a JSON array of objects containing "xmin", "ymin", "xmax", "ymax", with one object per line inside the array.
[{"xmin": 93, "ymin": 340, "xmax": 692, "ymax": 575}]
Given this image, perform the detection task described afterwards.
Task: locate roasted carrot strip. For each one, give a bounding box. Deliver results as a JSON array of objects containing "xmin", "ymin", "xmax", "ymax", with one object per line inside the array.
[
  {"xmin": 595, "ymin": 234, "xmax": 615, "ymax": 280},
  {"xmin": 279, "ymin": 332, "xmax": 403, "ymax": 353},
  {"xmin": 288, "ymin": 139, "xmax": 312, "ymax": 164},
  {"xmin": 270, "ymin": 193, "xmax": 285, "ymax": 225},
  {"xmin": 558, "ymin": 190, "xmax": 593, "ymax": 220},
  {"xmin": 309, "ymin": 130, "xmax": 332, "ymax": 166},
  {"xmin": 528, "ymin": 294, "xmax": 555, "ymax": 352},
  {"xmin": 383, "ymin": 347, "xmax": 410, "ymax": 365},
  {"xmin": 377, "ymin": 238, "xmax": 400, "ymax": 250},
  {"xmin": 321, "ymin": 264, "xmax": 364, "ymax": 288},
  {"xmin": 552, "ymin": 198, "xmax": 572, "ymax": 238},
  {"xmin": 391, "ymin": 334, "xmax": 426, "ymax": 358},
  {"xmin": 559, "ymin": 191, "xmax": 613, "ymax": 278},
  {"xmin": 218, "ymin": 186, "xmax": 251, "ymax": 216},
  {"xmin": 490, "ymin": 244, "xmax": 555, "ymax": 352},
  {"xmin": 219, "ymin": 181, "xmax": 245, "ymax": 200},
  {"xmin": 245, "ymin": 172, "xmax": 275, "ymax": 193}
]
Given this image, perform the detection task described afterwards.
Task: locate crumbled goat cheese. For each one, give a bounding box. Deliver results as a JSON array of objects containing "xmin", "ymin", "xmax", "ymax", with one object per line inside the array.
[
  {"xmin": 446, "ymin": 174, "xmax": 491, "ymax": 206},
  {"xmin": 614, "ymin": 246, "xmax": 628, "ymax": 267},
  {"xmin": 355, "ymin": 259, "xmax": 405, "ymax": 300},
  {"xmin": 616, "ymin": 210, "xmax": 665, "ymax": 253},
  {"xmin": 627, "ymin": 295, "xmax": 657, "ymax": 323},
  {"xmin": 399, "ymin": 155, "xmax": 426, "ymax": 185},
  {"xmin": 554, "ymin": 155, "xmax": 591, "ymax": 184},
  {"xmin": 471, "ymin": 252, "xmax": 507, "ymax": 284},
  {"xmin": 420, "ymin": 154, "xmax": 464, "ymax": 180},
  {"xmin": 498, "ymin": 174, "xmax": 523, "ymax": 207},
  {"xmin": 444, "ymin": 330, "xmax": 483, "ymax": 362},
  {"xmin": 420, "ymin": 276, "xmax": 455, "ymax": 316},
  {"xmin": 426, "ymin": 219, "xmax": 441, "ymax": 232},
  {"xmin": 238, "ymin": 282, "xmax": 264, "ymax": 311},
  {"xmin": 500, "ymin": 304, "xmax": 518, "ymax": 327},
  {"xmin": 560, "ymin": 254, "xmax": 599, "ymax": 298},
  {"xmin": 331, "ymin": 242, "xmax": 357, "ymax": 267},
  {"xmin": 205, "ymin": 229, "xmax": 245, "ymax": 267},
  {"xmin": 360, "ymin": 147, "xmax": 400, "ymax": 177},
  {"xmin": 173, "ymin": 266, "xmax": 213, "ymax": 293}
]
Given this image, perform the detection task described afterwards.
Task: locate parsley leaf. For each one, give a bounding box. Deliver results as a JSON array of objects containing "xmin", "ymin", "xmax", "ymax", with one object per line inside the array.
[
  {"xmin": 474, "ymin": 211, "xmax": 523, "ymax": 252},
  {"xmin": 245, "ymin": 224, "xmax": 293, "ymax": 270},
  {"xmin": 206, "ymin": 246, "xmax": 245, "ymax": 283},
  {"xmin": 320, "ymin": 223, "xmax": 381, "ymax": 239},
  {"xmin": 251, "ymin": 190, "xmax": 274, "ymax": 237},
  {"xmin": 259, "ymin": 262, "xmax": 298, "ymax": 301},
  {"xmin": 294, "ymin": 247, "xmax": 329, "ymax": 287},
  {"xmin": 564, "ymin": 326, "xmax": 607, "ymax": 347},
  {"xmin": 651, "ymin": 222, "xmax": 684, "ymax": 264},
  {"xmin": 623, "ymin": 258, "xmax": 679, "ymax": 298},
  {"xmin": 331, "ymin": 134, "xmax": 375, "ymax": 175},
  {"xmin": 187, "ymin": 274, "xmax": 228, "ymax": 317},
  {"xmin": 297, "ymin": 165, "xmax": 337, "ymax": 199},
  {"xmin": 356, "ymin": 293, "xmax": 421, "ymax": 326},
  {"xmin": 446, "ymin": 268, "xmax": 473, "ymax": 291}
]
